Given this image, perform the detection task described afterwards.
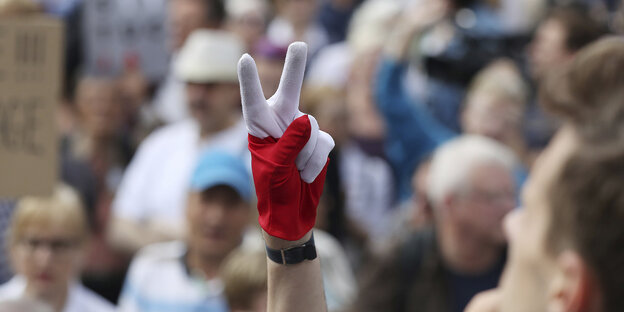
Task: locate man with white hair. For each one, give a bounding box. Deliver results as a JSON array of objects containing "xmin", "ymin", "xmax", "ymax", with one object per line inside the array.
[
  {"xmin": 152, "ymin": 0, "xmax": 227, "ymax": 123},
  {"xmin": 108, "ymin": 30, "xmax": 249, "ymax": 255},
  {"xmin": 352, "ymin": 135, "xmax": 517, "ymax": 312}
]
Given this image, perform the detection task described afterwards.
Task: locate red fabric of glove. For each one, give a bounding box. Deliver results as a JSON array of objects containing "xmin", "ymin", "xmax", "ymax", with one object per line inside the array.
[{"xmin": 249, "ymin": 115, "xmax": 328, "ymax": 241}]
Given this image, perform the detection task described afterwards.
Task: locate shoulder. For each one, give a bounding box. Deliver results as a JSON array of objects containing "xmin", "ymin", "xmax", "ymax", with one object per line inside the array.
[
  {"xmin": 397, "ymin": 227, "xmax": 436, "ymax": 257},
  {"xmin": 126, "ymin": 241, "xmax": 186, "ymax": 279},
  {"xmin": 0, "ymin": 276, "xmax": 25, "ymax": 300},
  {"xmin": 122, "ymin": 120, "xmax": 198, "ymax": 175},
  {"xmin": 372, "ymin": 227, "xmax": 437, "ymax": 270},
  {"xmin": 70, "ymin": 284, "xmax": 115, "ymax": 312},
  {"xmin": 138, "ymin": 120, "xmax": 198, "ymax": 152},
  {"xmin": 135, "ymin": 240, "xmax": 186, "ymax": 261}
]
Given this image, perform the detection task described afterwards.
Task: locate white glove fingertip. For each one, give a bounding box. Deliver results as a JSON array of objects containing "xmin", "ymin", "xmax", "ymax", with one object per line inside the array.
[
  {"xmin": 239, "ymin": 54, "xmax": 284, "ymax": 139},
  {"xmin": 273, "ymin": 42, "xmax": 308, "ymax": 126}
]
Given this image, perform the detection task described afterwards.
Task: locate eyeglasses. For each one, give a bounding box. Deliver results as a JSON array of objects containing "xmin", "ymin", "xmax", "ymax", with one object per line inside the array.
[{"xmin": 19, "ymin": 237, "xmax": 80, "ymax": 254}]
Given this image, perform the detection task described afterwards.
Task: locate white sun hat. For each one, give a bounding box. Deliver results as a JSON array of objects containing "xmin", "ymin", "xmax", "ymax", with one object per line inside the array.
[{"xmin": 175, "ymin": 30, "xmax": 245, "ymax": 83}]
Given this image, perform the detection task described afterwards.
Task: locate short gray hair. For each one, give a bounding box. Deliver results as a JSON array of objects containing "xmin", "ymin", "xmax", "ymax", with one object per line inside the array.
[{"xmin": 427, "ymin": 135, "xmax": 517, "ymax": 206}]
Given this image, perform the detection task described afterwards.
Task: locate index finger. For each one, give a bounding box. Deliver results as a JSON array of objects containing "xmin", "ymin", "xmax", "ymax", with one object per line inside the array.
[
  {"xmin": 273, "ymin": 42, "xmax": 308, "ymax": 123},
  {"xmin": 238, "ymin": 54, "xmax": 280, "ymax": 138}
]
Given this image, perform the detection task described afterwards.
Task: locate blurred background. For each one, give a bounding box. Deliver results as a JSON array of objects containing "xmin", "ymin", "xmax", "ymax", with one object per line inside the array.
[{"xmin": 0, "ymin": 0, "xmax": 621, "ymax": 311}]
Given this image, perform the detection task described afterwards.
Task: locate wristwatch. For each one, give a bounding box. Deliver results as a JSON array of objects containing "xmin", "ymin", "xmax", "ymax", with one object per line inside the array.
[{"xmin": 266, "ymin": 233, "xmax": 317, "ymax": 265}]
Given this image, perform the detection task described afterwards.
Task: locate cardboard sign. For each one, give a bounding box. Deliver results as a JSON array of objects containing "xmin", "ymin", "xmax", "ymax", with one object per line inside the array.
[
  {"xmin": 82, "ymin": 0, "xmax": 169, "ymax": 82},
  {"xmin": 0, "ymin": 15, "xmax": 62, "ymax": 198}
]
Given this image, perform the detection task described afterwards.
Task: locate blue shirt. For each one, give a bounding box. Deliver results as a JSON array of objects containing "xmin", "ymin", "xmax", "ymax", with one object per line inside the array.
[
  {"xmin": 445, "ymin": 254, "xmax": 506, "ymax": 312},
  {"xmin": 375, "ymin": 58, "xmax": 527, "ymax": 202}
]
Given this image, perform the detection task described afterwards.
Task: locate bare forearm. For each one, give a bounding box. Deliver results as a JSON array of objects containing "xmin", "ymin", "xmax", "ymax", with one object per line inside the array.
[
  {"xmin": 384, "ymin": 1, "xmax": 449, "ymax": 61},
  {"xmin": 108, "ymin": 218, "xmax": 184, "ymax": 254},
  {"xmin": 264, "ymin": 231, "xmax": 328, "ymax": 312}
]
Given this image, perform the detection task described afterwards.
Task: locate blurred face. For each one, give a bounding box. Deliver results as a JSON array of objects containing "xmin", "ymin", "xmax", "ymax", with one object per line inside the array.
[
  {"xmin": 278, "ymin": 0, "xmax": 318, "ymax": 27},
  {"xmin": 169, "ymin": 0, "xmax": 210, "ymax": 51},
  {"xmin": 498, "ymin": 127, "xmax": 578, "ymax": 311},
  {"xmin": 228, "ymin": 12, "xmax": 266, "ymax": 50},
  {"xmin": 453, "ymin": 164, "xmax": 516, "ymax": 245},
  {"xmin": 529, "ymin": 18, "xmax": 573, "ymax": 80},
  {"xmin": 76, "ymin": 79, "xmax": 124, "ymax": 139},
  {"xmin": 11, "ymin": 225, "xmax": 83, "ymax": 297},
  {"xmin": 186, "ymin": 186, "xmax": 250, "ymax": 260},
  {"xmin": 186, "ymin": 82, "xmax": 240, "ymax": 132},
  {"xmin": 462, "ymin": 93, "xmax": 524, "ymax": 147},
  {"xmin": 256, "ymin": 58, "xmax": 284, "ymax": 98}
]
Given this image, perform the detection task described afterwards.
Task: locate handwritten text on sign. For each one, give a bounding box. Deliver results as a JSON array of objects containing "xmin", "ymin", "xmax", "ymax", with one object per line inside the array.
[
  {"xmin": 0, "ymin": 16, "xmax": 62, "ymax": 197},
  {"xmin": 0, "ymin": 98, "xmax": 43, "ymax": 156}
]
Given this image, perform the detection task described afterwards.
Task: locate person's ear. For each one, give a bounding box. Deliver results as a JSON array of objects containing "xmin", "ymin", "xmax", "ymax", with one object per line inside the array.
[{"xmin": 547, "ymin": 250, "xmax": 598, "ymax": 312}]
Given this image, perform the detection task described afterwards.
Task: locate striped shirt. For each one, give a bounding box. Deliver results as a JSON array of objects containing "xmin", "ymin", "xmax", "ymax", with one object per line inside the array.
[{"xmin": 117, "ymin": 241, "xmax": 227, "ymax": 312}]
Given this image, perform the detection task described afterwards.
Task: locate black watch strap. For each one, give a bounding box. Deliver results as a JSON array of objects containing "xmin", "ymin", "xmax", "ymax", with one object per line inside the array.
[{"xmin": 266, "ymin": 233, "xmax": 317, "ymax": 265}]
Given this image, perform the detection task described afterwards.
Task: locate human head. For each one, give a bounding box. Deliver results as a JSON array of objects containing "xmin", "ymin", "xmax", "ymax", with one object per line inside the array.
[
  {"xmin": 175, "ymin": 30, "xmax": 244, "ymax": 134},
  {"xmin": 273, "ymin": 0, "xmax": 319, "ymax": 28},
  {"xmin": 427, "ymin": 135, "xmax": 517, "ymax": 245},
  {"xmin": 221, "ymin": 247, "xmax": 267, "ymax": 312},
  {"xmin": 498, "ymin": 37, "xmax": 624, "ymax": 312},
  {"xmin": 252, "ymin": 39, "xmax": 288, "ymax": 98},
  {"xmin": 169, "ymin": 0, "xmax": 226, "ymax": 51},
  {"xmin": 75, "ymin": 77, "xmax": 124, "ymax": 140},
  {"xmin": 225, "ymin": 0, "xmax": 269, "ymax": 50},
  {"xmin": 8, "ymin": 184, "xmax": 88, "ymax": 299},
  {"xmin": 529, "ymin": 5, "xmax": 606, "ymax": 80},
  {"xmin": 186, "ymin": 150, "xmax": 252, "ymax": 262},
  {"xmin": 461, "ymin": 59, "xmax": 528, "ymax": 149}
]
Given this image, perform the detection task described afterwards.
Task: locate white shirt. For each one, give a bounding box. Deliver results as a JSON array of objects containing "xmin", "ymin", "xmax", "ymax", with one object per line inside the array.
[
  {"xmin": 112, "ymin": 119, "xmax": 249, "ymax": 225},
  {"xmin": 0, "ymin": 276, "xmax": 114, "ymax": 312},
  {"xmin": 340, "ymin": 142, "xmax": 395, "ymax": 242},
  {"xmin": 117, "ymin": 241, "xmax": 227, "ymax": 312}
]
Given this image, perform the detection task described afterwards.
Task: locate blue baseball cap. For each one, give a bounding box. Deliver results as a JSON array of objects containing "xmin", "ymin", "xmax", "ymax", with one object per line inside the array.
[{"xmin": 190, "ymin": 150, "xmax": 252, "ymax": 201}]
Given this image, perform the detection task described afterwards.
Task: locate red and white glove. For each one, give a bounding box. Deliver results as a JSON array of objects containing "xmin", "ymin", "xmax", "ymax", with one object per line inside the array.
[{"xmin": 238, "ymin": 42, "xmax": 335, "ymax": 241}]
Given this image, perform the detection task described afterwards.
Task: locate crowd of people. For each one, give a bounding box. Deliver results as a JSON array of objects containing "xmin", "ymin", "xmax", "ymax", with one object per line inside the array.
[{"xmin": 0, "ymin": 0, "xmax": 623, "ymax": 311}]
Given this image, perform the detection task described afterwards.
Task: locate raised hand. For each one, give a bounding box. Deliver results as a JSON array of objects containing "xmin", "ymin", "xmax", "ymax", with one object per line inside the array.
[
  {"xmin": 238, "ymin": 42, "xmax": 335, "ymax": 240},
  {"xmin": 238, "ymin": 42, "xmax": 334, "ymax": 183}
]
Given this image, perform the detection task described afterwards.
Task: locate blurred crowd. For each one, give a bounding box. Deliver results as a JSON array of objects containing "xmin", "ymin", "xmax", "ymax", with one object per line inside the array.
[{"xmin": 0, "ymin": 0, "xmax": 622, "ymax": 311}]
